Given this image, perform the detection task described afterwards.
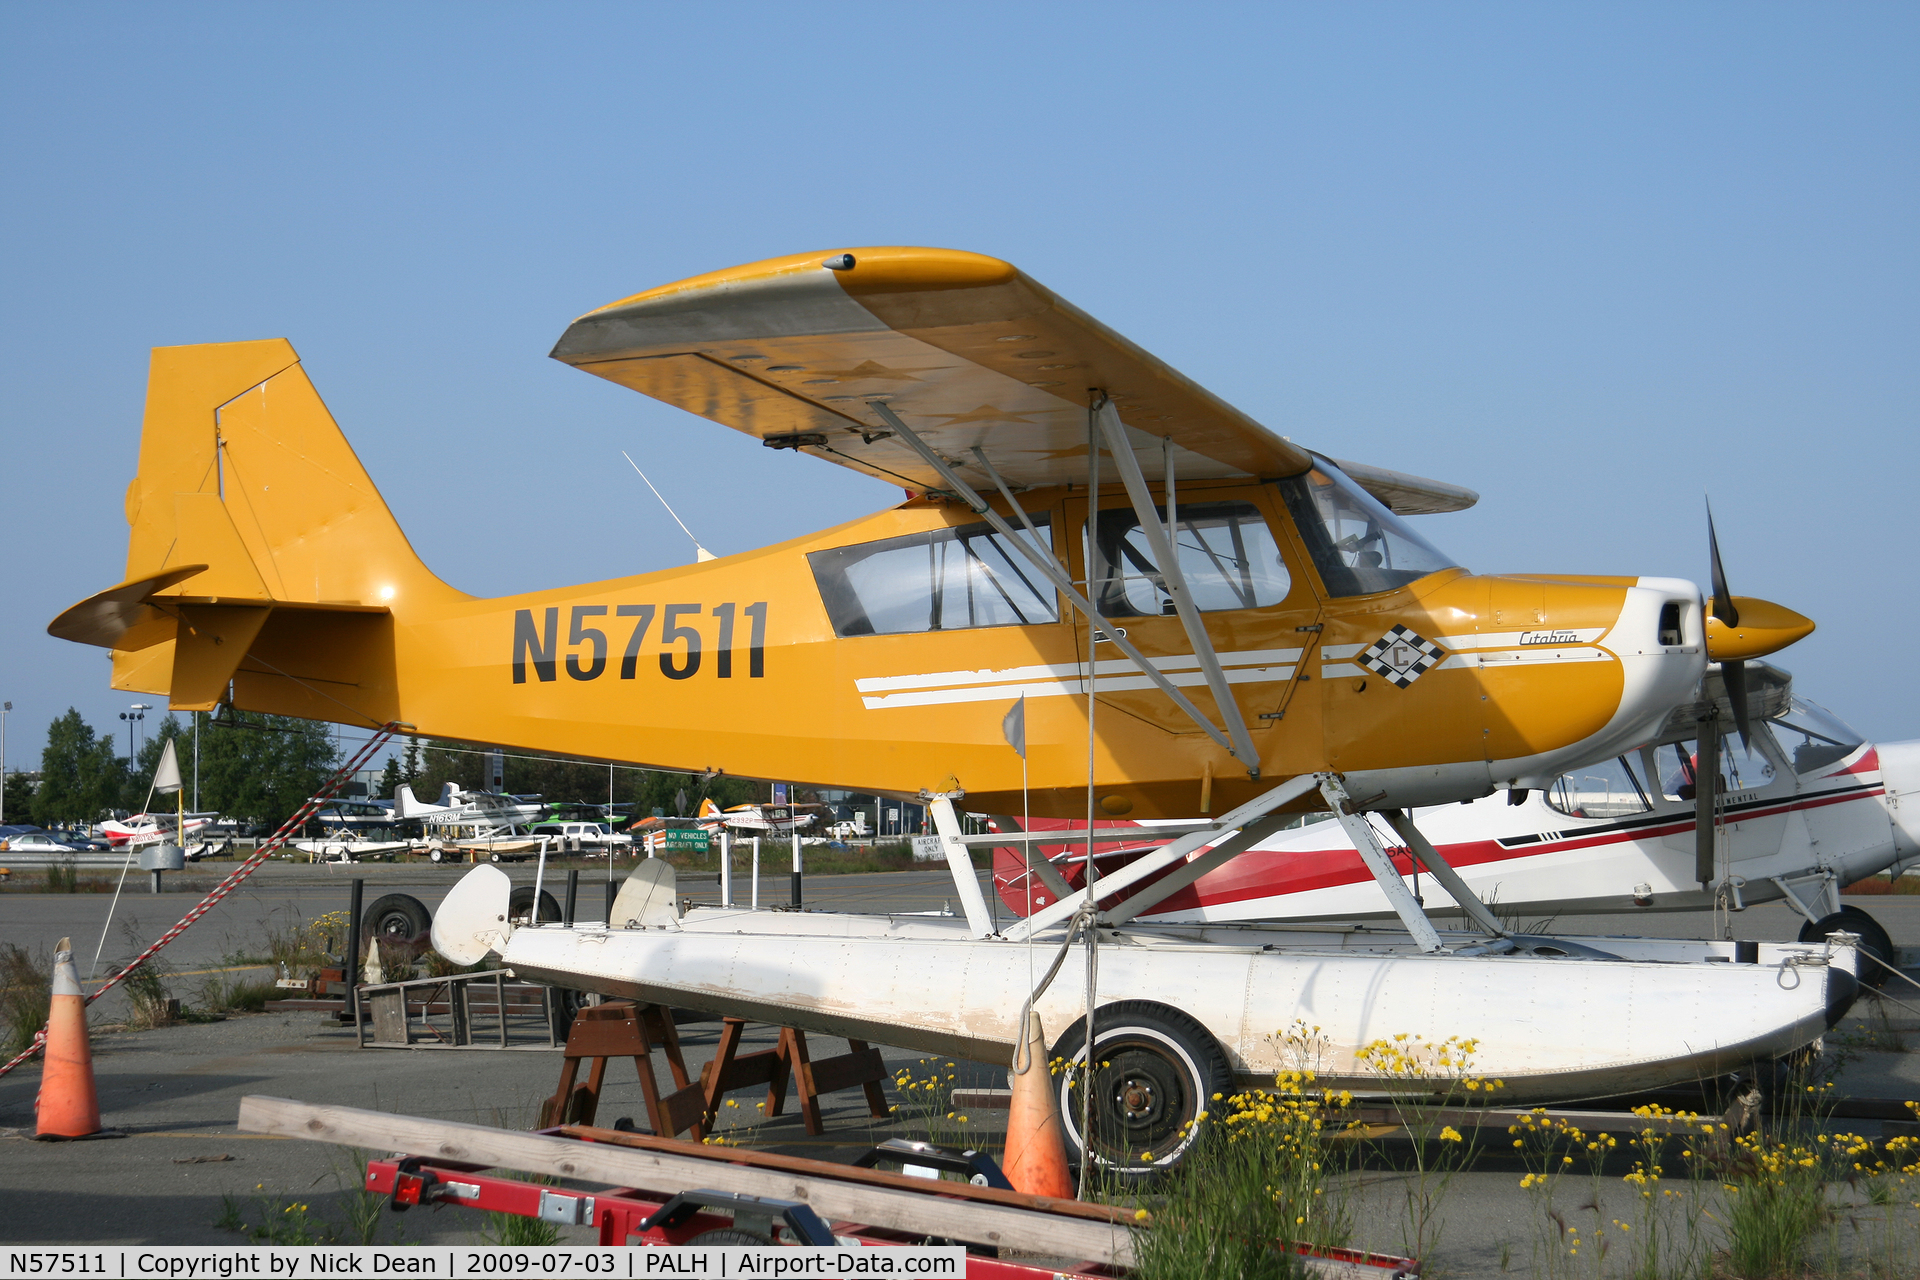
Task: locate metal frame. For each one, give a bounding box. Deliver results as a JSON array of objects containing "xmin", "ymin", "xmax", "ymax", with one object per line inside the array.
[
  {"xmin": 1380, "ymin": 809, "xmax": 1507, "ymax": 938},
  {"xmin": 364, "ymin": 1153, "xmax": 1421, "ymax": 1277},
  {"xmin": 1003, "ymin": 773, "xmax": 1319, "ymax": 941},
  {"xmin": 1319, "ymin": 775, "xmax": 1444, "ymax": 952},
  {"xmin": 865, "ymin": 400, "xmax": 1243, "ymax": 761},
  {"xmin": 356, "ymin": 968, "xmax": 562, "ymax": 1049},
  {"xmin": 1094, "ymin": 399, "xmax": 1261, "ymax": 770},
  {"xmin": 926, "ymin": 794, "xmax": 997, "ymax": 936}
]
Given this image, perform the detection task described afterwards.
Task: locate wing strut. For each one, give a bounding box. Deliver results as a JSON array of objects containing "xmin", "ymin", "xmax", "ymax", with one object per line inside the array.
[
  {"xmin": 1320, "ymin": 775, "xmax": 1446, "ymax": 952},
  {"xmin": 865, "ymin": 400, "xmax": 1242, "ymax": 761},
  {"xmin": 1094, "ymin": 399, "xmax": 1261, "ymax": 772},
  {"xmin": 1380, "ymin": 810, "xmax": 1506, "ymax": 938},
  {"xmin": 1001, "ymin": 773, "xmax": 1318, "ymax": 942}
]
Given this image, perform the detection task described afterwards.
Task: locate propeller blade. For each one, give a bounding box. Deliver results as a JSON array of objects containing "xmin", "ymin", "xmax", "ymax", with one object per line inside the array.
[
  {"xmin": 1694, "ymin": 713, "xmax": 1720, "ymax": 887},
  {"xmin": 1722, "ymin": 659, "xmax": 1753, "ymax": 755},
  {"xmin": 1706, "ymin": 498, "xmax": 1740, "ymax": 628}
]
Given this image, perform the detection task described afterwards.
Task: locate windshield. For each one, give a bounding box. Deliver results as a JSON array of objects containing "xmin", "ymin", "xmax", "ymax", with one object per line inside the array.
[
  {"xmin": 1771, "ymin": 697, "xmax": 1866, "ymax": 776},
  {"xmin": 1277, "ymin": 462, "xmax": 1459, "ymax": 596}
]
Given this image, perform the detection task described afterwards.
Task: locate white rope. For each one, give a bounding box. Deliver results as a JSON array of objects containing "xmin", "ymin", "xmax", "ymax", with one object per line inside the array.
[{"xmin": 1011, "ymin": 905, "xmax": 1096, "ymax": 1075}]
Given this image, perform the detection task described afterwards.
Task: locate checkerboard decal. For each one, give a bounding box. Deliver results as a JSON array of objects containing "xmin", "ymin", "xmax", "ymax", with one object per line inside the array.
[{"xmin": 1357, "ymin": 625, "xmax": 1447, "ymax": 688}]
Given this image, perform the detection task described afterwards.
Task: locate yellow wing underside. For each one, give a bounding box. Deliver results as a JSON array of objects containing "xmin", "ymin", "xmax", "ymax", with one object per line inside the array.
[{"xmin": 550, "ymin": 246, "xmax": 1475, "ymax": 513}]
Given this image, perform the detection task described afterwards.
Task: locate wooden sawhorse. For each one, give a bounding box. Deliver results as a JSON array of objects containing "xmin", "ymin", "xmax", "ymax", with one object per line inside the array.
[
  {"xmin": 537, "ymin": 1001, "xmax": 706, "ymax": 1141},
  {"xmin": 699, "ymin": 1016, "xmax": 891, "ymax": 1135}
]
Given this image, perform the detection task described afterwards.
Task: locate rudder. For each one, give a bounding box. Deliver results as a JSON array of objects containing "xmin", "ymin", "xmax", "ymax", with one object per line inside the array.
[{"xmin": 55, "ymin": 341, "xmax": 463, "ymax": 721}]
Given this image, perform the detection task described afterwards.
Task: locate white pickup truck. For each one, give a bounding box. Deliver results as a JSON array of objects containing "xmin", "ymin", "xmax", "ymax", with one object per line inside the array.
[{"xmin": 527, "ymin": 821, "xmax": 633, "ymax": 852}]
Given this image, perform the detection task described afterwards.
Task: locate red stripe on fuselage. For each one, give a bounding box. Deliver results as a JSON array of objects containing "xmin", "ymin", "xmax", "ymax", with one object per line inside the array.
[{"xmin": 1146, "ymin": 784, "xmax": 1887, "ymax": 915}]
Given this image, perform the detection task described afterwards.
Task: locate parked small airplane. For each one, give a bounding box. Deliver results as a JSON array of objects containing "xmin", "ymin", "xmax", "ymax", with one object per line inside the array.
[
  {"xmin": 55, "ymin": 246, "xmax": 1846, "ymax": 1176},
  {"xmin": 988, "ymin": 668, "xmax": 1920, "ymax": 982},
  {"xmin": 311, "ymin": 798, "xmax": 396, "ymax": 832},
  {"xmin": 100, "ymin": 811, "xmax": 217, "ymax": 847},
  {"xmin": 392, "ymin": 783, "xmax": 542, "ymax": 828},
  {"xmin": 694, "ymin": 797, "xmax": 818, "ymax": 837}
]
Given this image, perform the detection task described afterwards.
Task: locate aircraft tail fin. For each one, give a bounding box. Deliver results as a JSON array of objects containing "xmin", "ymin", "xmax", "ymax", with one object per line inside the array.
[
  {"xmin": 697, "ymin": 798, "xmax": 723, "ymax": 818},
  {"xmin": 49, "ymin": 341, "xmax": 465, "ymax": 719}
]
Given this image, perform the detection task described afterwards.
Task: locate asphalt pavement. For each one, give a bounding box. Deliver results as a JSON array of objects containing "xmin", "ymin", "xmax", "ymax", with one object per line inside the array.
[{"xmin": 1, "ymin": 861, "xmax": 1917, "ymax": 1272}]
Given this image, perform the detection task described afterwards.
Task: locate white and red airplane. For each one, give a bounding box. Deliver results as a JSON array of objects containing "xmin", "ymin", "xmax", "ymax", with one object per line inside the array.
[
  {"xmin": 393, "ymin": 783, "xmax": 543, "ymax": 830},
  {"xmin": 100, "ymin": 811, "xmax": 218, "ymax": 847},
  {"xmin": 693, "ymin": 797, "xmax": 819, "ymax": 838},
  {"xmin": 991, "ymin": 667, "xmax": 1919, "ymax": 975}
]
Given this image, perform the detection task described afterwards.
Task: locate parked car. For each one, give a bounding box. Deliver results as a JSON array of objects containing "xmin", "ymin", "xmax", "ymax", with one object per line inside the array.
[
  {"xmin": 0, "ymin": 829, "xmax": 90, "ymax": 855},
  {"xmin": 527, "ymin": 821, "xmax": 633, "ymax": 851}
]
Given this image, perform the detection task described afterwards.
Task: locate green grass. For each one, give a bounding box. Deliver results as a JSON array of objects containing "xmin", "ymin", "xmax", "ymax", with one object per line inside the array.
[{"xmin": 0, "ymin": 943, "xmax": 51, "ymax": 1056}]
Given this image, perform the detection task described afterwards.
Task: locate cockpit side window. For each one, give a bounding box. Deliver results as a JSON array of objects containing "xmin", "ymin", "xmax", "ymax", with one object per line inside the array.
[
  {"xmin": 808, "ymin": 516, "xmax": 1058, "ymax": 637},
  {"xmin": 1088, "ymin": 501, "xmax": 1292, "ymax": 618},
  {"xmin": 1276, "ymin": 463, "xmax": 1459, "ymax": 596},
  {"xmin": 1545, "ymin": 756, "xmax": 1653, "ymax": 819}
]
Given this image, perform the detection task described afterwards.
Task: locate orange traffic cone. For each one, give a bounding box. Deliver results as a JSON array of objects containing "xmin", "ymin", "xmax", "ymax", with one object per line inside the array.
[
  {"xmin": 1002, "ymin": 1011, "xmax": 1074, "ymax": 1199},
  {"xmin": 34, "ymin": 937, "xmax": 102, "ymax": 1140}
]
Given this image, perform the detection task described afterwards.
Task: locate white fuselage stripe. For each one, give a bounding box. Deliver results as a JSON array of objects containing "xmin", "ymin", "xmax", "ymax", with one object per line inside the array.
[
  {"xmin": 855, "ymin": 647, "xmax": 1303, "ymax": 695},
  {"xmin": 861, "ymin": 664, "xmax": 1297, "ymax": 710}
]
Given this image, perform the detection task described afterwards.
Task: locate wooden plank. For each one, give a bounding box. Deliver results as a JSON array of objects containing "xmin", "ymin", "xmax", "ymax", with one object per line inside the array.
[
  {"xmin": 660, "ymin": 1083, "xmax": 709, "ymax": 1138},
  {"xmin": 806, "ymin": 1047, "xmax": 885, "ymax": 1098},
  {"xmin": 561, "ymin": 1123, "xmax": 1138, "ymax": 1225},
  {"xmin": 237, "ymin": 1095, "xmax": 1134, "ymax": 1265},
  {"xmin": 704, "ymin": 1047, "xmax": 785, "ymax": 1091},
  {"xmin": 368, "ymin": 989, "xmax": 408, "ymax": 1045}
]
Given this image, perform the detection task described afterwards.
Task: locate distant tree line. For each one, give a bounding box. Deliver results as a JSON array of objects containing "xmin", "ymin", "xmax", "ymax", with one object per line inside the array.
[
  {"xmin": 17, "ymin": 707, "xmax": 814, "ymax": 831},
  {"xmin": 25, "ymin": 708, "xmax": 338, "ymax": 829},
  {"xmin": 385, "ymin": 736, "xmax": 764, "ymax": 817}
]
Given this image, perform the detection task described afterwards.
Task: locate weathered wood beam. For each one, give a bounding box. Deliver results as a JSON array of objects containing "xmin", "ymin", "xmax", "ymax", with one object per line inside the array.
[{"xmin": 236, "ymin": 1095, "xmax": 1136, "ymax": 1266}]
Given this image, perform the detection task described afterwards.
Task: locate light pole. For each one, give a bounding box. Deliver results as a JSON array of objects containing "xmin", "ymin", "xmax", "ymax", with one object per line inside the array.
[
  {"xmin": 1, "ymin": 700, "xmax": 11, "ymax": 825},
  {"xmin": 121, "ymin": 703, "xmax": 150, "ymax": 762}
]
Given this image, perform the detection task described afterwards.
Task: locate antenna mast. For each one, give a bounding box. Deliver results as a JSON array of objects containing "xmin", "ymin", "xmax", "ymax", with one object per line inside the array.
[{"xmin": 622, "ymin": 451, "xmax": 716, "ymax": 562}]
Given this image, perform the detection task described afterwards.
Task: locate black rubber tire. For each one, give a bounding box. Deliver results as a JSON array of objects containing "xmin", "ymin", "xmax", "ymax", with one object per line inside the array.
[
  {"xmin": 684, "ymin": 1228, "xmax": 774, "ymax": 1245},
  {"xmin": 1800, "ymin": 908, "xmax": 1895, "ymax": 988},
  {"xmin": 550, "ymin": 987, "xmax": 589, "ymax": 1034},
  {"xmin": 1048, "ymin": 1000, "xmax": 1234, "ymax": 1181},
  {"xmin": 507, "ymin": 886, "xmax": 563, "ymax": 925},
  {"xmin": 361, "ymin": 893, "xmax": 432, "ymax": 945},
  {"xmin": 489, "ymin": 850, "xmax": 503, "ymax": 863}
]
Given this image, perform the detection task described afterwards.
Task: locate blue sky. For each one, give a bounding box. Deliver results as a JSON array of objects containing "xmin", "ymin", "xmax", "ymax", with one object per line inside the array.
[{"xmin": 1, "ymin": 3, "xmax": 1914, "ymax": 775}]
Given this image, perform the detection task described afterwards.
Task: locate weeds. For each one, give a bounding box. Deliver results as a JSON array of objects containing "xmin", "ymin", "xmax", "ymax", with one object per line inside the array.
[
  {"xmin": 216, "ymin": 1170, "xmax": 395, "ymax": 1246},
  {"xmin": 122, "ymin": 962, "xmax": 176, "ymax": 1029},
  {"xmin": 194, "ymin": 973, "xmax": 279, "ymax": 1014},
  {"xmin": 478, "ymin": 1172, "xmax": 562, "ymax": 1246},
  {"xmin": 0, "ymin": 942, "xmax": 51, "ymax": 1056},
  {"xmin": 1354, "ymin": 1032, "xmax": 1504, "ymax": 1260},
  {"xmin": 219, "ymin": 1185, "xmax": 328, "ymax": 1245},
  {"xmin": 888, "ymin": 1057, "xmax": 986, "ymax": 1155},
  {"xmin": 43, "ymin": 857, "xmax": 78, "ymax": 894},
  {"xmin": 1831, "ymin": 996, "xmax": 1910, "ymax": 1054},
  {"xmin": 224, "ymin": 908, "xmax": 344, "ymax": 976}
]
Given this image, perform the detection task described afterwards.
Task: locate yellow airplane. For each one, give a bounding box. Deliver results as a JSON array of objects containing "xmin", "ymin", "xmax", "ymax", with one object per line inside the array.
[{"xmin": 50, "ymin": 247, "xmax": 1813, "ymax": 833}]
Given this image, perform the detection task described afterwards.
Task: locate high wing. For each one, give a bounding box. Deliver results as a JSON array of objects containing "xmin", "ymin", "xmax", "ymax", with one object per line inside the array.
[{"xmin": 550, "ymin": 247, "xmax": 1475, "ymax": 512}]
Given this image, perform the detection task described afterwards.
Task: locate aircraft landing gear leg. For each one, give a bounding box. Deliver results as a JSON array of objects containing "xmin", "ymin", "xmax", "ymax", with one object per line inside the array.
[
  {"xmin": 1381, "ymin": 810, "xmax": 1507, "ymax": 939},
  {"xmin": 1318, "ymin": 774, "xmax": 1445, "ymax": 952}
]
